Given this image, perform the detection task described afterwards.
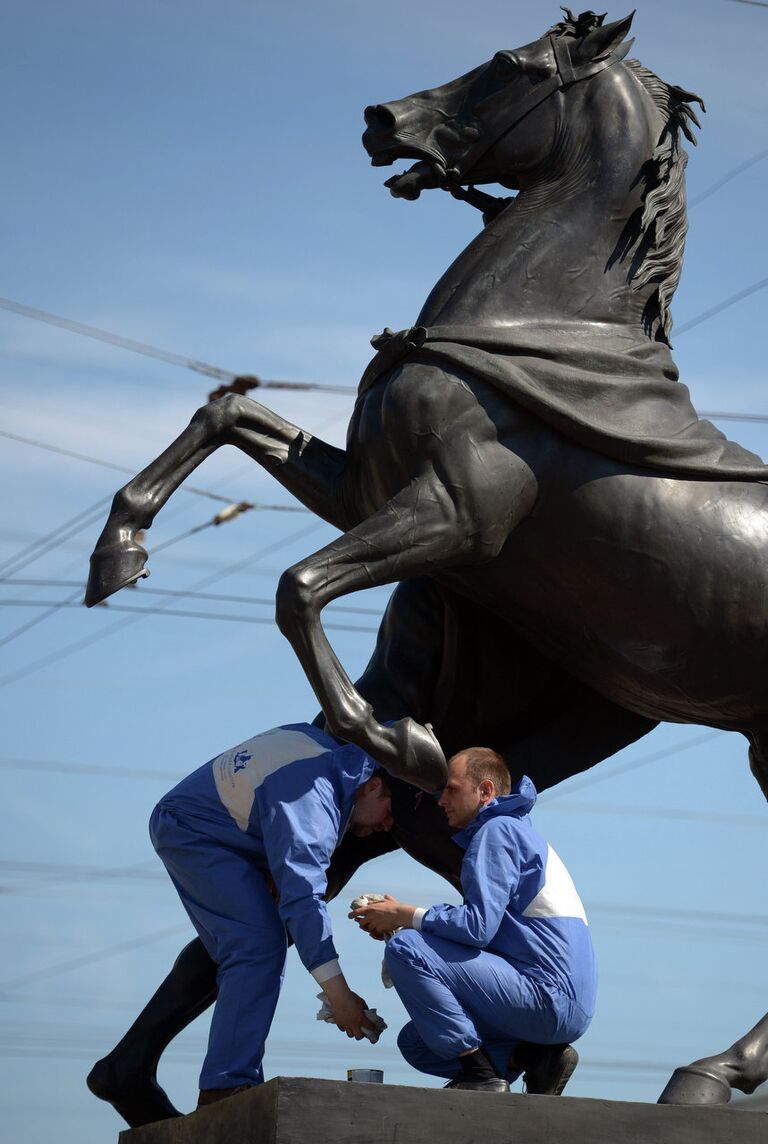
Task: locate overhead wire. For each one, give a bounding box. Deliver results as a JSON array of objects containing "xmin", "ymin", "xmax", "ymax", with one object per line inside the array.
[
  {"xmin": 0, "ymin": 428, "xmax": 311, "ymax": 510},
  {"xmin": 0, "ymin": 587, "xmax": 84, "ymax": 651},
  {"xmin": 0, "ymin": 413, "xmax": 347, "ymax": 667},
  {"xmin": 0, "ymin": 518, "xmax": 328, "ymax": 687},
  {"xmin": 674, "ymin": 275, "xmax": 768, "ymax": 338},
  {"xmin": 688, "ymin": 146, "xmax": 768, "ymax": 208},
  {"xmin": 0, "ymin": 495, "xmax": 112, "ymax": 580},
  {"xmin": 695, "ymin": 410, "xmax": 768, "ymax": 424},
  {"xmin": 0, "ymin": 597, "xmax": 379, "ymax": 634},
  {"xmin": 0, "ymin": 577, "xmax": 386, "ymax": 615},
  {"xmin": 0, "ymin": 758, "xmax": 183, "ymax": 781},
  {"xmin": 0, "ymin": 502, "xmax": 257, "ymax": 649},
  {"xmin": 0, "ymin": 922, "xmax": 191, "ymax": 993},
  {"xmin": 540, "ymin": 799, "xmax": 766, "ymax": 828},
  {"xmin": 538, "ymin": 730, "xmax": 726, "ymax": 802},
  {"xmin": 0, "ymin": 296, "xmax": 357, "ymax": 395}
]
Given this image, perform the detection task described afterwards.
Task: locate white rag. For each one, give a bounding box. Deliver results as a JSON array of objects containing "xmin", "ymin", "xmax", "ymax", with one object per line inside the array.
[
  {"xmin": 315, "ymin": 993, "xmax": 388, "ymax": 1043},
  {"xmin": 350, "ymin": 893, "xmax": 397, "ymax": 989}
]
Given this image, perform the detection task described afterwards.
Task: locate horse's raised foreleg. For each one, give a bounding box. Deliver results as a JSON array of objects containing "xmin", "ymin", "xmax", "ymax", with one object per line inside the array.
[
  {"xmin": 276, "ymin": 466, "xmax": 533, "ymax": 791},
  {"xmin": 85, "ymin": 394, "xmax": 350, "ymax": 607}
]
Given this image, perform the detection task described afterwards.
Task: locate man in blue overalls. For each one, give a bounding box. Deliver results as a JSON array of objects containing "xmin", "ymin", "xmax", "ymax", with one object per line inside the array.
[
  {"xmin": 149, "ymin": 722, "xmax": 394, "ymax": 1105},
  {"xmin": 350, "ymin": 747, "xmax": 596, "ymax": 1094}
]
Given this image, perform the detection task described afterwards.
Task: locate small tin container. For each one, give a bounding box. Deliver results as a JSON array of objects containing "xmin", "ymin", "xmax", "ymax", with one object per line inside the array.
[{"xmin": 347, "ymin": 1068, "xmax": 384, "ymax": 1083}]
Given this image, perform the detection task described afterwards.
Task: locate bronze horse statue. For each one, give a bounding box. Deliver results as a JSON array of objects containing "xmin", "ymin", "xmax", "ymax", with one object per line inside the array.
[{"xmin": 86, "ymin": 9, "xmax": 768, "ymax": 1117}]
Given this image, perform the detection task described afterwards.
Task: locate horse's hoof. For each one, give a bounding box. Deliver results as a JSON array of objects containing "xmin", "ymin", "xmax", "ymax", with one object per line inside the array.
[
  {"xmin": 87, "ymin": 1056, "xmax": 181, "ymax": 1127},
  {"xmin": 388, "ymin": 717, "xmax": 447, "ymax": 793},
  {"xmin": 657, "ymin": 1065, "xmax": 731, "ymax": 1105},
  {"xmin": 85, "ymin": 540, "xmax": 149, "ymax": 607}
]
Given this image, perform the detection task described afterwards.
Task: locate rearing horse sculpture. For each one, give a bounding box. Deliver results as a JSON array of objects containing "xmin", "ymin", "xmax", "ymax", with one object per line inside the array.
[{"xmin": 86, "ymin": 9, "xmax": 768, "ymax": 1107}]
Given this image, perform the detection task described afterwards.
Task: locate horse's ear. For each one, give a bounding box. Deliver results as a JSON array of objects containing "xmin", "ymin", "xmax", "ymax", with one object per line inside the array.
[{"xmin": 572, "ymin": 11, "xmax": 635, "ymax": 64}]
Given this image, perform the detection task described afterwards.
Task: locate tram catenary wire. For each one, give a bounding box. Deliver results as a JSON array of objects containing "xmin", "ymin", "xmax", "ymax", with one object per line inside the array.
[
  {"xmin": 0, "ymin": 505, "xmax": 262, "ymax": 648},
  {"xmin": 0, "ymin": 296, "xmax": 355, "ymax": 394},
  {"xmin": 688, "ymin": 145, "xmax": 768, "ymax": 207},
  {"xmin": 0, "ymin": 429, "xmax": 312, "ymax": 509},
  {"xmin": 0, "ymin": 578, "xmax": 385, "ymax": 615},
  {"xmin": 0, "ymin": 518, "xmax": 328, "ymax": 688},
  {"xmin": 0, "ymin": 495, "xmax": 112, "ymax": 580},
  {"xmin": 0, "ymin": 597, "xmax": 379, "ymax": 634}
]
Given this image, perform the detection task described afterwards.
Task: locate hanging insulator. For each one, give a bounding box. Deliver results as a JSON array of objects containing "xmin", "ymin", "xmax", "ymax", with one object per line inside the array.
[{"xmin": 213, "ymin": 501, "xmax": 253, "ymax": 526}]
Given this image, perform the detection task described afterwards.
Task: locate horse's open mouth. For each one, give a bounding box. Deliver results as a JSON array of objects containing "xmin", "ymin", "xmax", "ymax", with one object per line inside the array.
[
  {"xmin": 363, "ymin": 135, "xmax": 449, "ymax": 199},
  {"xmin": 363, "ymin": 130, "xmax": 435, "ymax": 167}
]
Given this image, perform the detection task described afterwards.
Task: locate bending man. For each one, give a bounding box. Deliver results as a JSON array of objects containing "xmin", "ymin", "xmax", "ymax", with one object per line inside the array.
[
  {"xmin": 350, "ymin": 747, "xmax": 596, "ymax": 1093},
  {"xmin": 142, "ymin": 723, "xmax": 393, "ymax": 1107}
]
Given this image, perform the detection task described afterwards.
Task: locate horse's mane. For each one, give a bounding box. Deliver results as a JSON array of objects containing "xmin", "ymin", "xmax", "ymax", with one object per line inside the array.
[
  {"xmin": 549, "ymin": 10, "xmax": 705, "ymax": 344},
  {"xmin": 622, "ymin": 58, "xmax": 705, "ymax": 343}
]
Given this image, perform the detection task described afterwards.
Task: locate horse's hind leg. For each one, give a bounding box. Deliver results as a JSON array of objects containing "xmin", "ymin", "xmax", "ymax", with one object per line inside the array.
[
  {"xmin": 87, "ymin": 938, "xmax": 215, "ymax": 1125},
  {"xmin": 85, "ymin": 394, "xmax": 348, "ymax": 606},
  {"xmin": 658, "ymin": 731, "xmax": 768, "ymax": 1105},
  {"xmin": 658, "ymin": 1012, "xmax": 768, "ymax": 1105}
]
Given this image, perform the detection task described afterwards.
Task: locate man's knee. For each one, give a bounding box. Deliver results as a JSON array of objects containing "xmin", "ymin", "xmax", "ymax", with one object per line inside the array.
[
  {"xmin": 396, "ymin": 1019, "xmax": 424, "ymax": 1064},
  {"xmin": 384, "ymin": 929, "xmax": 425, "ymax": 974},
  {"xmin": 386, "ymin": 928, "xmax": 422, "ymax": 960}
]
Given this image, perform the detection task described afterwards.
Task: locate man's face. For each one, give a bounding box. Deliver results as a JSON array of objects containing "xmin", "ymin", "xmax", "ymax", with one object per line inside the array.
[
  {"xmin": 351, "ymin": 777, "xmax": 394, "ymax": 837},
  {"xmin": 438, "ymin": 754, "xmax": 490, "ymax": 830}
]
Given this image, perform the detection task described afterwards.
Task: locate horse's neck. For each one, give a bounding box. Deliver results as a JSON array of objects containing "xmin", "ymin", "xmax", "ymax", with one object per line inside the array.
[{"xmin": 417, "ymin": 79, "xmax": 662, "ymax": 333}]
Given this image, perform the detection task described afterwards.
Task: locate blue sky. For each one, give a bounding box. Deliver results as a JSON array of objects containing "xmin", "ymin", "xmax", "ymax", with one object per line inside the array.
[{"xmin": 1, "ymin": 1, "xmax": 767, "ymax": 1139}]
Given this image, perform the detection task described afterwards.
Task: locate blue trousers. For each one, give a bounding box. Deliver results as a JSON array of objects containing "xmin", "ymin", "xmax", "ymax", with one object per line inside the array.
[
  {"xmin": 385, "ymin": 929, "xmax": 590, "ymax": 1081},
  {"xmin": 150, "ymin": 804, "xmax": 286, "ymax": 1089}
]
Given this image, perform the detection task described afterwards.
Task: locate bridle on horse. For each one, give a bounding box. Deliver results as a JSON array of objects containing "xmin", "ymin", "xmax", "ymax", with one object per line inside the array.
[{"xmin": 441, "ymin": 31, "xmax": 633, "ymax": 215}]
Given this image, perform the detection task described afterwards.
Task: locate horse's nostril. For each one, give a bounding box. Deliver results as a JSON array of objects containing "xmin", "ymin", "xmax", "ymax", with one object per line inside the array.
[{"xmin": 364, "ymin": 104, "xmax": 397, "ymax": 133}]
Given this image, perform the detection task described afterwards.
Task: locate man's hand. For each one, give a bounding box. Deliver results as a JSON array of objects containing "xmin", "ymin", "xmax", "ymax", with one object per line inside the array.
[
  {"xmin": 348, "ymin": 893, "xmax": 416, "ymax": 937},
  {"xmin": 322, "ymin": 974, "xmax": 375, "ymax": 1040}
]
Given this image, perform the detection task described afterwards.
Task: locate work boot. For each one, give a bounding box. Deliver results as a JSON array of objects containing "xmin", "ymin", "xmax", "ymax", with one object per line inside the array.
[
  {"xmin": 513, "ymin": 1042, "xmax": 578, "ymax": 1095},
  {"xmin": 451, "ymin": 1076, "xmax": 510, "ymax": 1092},
  {"xmin": 197, "ymin": 1084, "xmax": 252, "ymax": 1108},
  {"xmin": 451, "ymin": 1046, "xmax": 510, "ymax": 1092}
]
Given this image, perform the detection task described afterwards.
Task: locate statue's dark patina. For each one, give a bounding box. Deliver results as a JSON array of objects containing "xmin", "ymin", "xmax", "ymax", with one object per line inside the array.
[{"xmin": 85, "ymin": 9, "xmax": 768, "ymax": 1118}]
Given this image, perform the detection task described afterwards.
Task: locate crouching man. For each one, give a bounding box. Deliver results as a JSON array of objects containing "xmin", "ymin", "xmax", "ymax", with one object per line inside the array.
[
  {"xmin": 350, "ymin": 748, "xmax": 596, "ymax": 1093},
  {"xmin": 148, "ymin": 722, "xmax": 394, "ymax": 1106}
]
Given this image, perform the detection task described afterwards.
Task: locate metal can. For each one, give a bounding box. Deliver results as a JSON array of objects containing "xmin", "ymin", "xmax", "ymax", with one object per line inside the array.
[{"xmin": 347, "ymin": 1068, "xmax": 384, "ymax": 1083}]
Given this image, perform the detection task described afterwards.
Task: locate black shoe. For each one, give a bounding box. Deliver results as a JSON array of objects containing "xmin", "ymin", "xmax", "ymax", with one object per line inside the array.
[
  {"xmin": 516, "ymin": 1043, "xmax": 578, "ymax": 1096},
  {"xmin": 450, "ymin": 1077, "xmax": 510, "ymax": 1093}
]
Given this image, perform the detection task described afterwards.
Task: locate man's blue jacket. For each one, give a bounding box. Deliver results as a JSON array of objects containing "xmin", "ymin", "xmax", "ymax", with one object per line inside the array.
[
  {"xmin": 155, "ymin": 723, "xmax": 375, "ymax": 981},
  {"xmin": 415, "ymin": 776, "xmax": 597, "ymax": 1014}
]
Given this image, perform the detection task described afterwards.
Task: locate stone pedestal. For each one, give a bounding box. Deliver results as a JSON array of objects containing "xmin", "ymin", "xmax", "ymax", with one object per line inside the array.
[{"xmin": 119, "ymin": 1076, "xmax": 768, "ymax": 1144}]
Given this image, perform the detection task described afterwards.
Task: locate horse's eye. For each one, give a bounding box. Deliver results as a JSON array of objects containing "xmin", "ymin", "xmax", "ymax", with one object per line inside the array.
[{"xmin": 492, "ymin": 53, "xmax": 518, "ymax": 79}]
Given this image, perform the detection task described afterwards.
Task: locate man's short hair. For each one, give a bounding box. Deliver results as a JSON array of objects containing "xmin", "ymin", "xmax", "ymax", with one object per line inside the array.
[
  {"xmin": 370, "ymin": 766, "xmax": 392, "ymax": 793},
  {"xmin": 457, "ymin": 747, "xmax": 511, "ymax": 796}
]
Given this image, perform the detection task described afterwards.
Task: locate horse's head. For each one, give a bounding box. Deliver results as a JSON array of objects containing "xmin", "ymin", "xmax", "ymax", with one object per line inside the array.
[
  {"xmin": 363, "ymin": 8, "xmax": 635, "ymax": 199},
  {"xmin": 364, "ymin": 8, "xmax": 705, "ymax": 342}
]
